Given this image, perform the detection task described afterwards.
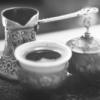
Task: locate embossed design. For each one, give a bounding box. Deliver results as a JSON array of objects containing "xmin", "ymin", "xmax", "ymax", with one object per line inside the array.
[
  {"xmin": 1, "ymin": 25, "xmax": 38, "ymax": 80},
  {"xmin": 4, "ymin": 26, "xmax": 37, "ymax": 56},
  {"xmin": 20, "ymin": 28, "xmax": 36, "ymax": 43},
  {"xmin": 11, "ymin": 30, "xmax": 23, "ymax": 48},
  {"xmin": 0, "ymin": 56, "xmax": 19, "ymax": 79},
  {"xmin": 10, "ymin": 28, "xmax": 36, "ymax": 48}
]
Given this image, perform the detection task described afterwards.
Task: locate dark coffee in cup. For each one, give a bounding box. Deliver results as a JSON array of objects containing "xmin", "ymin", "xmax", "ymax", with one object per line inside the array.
[{"xmin": 25, "ymin": 49, "xmax": 61, "ymax": 62}]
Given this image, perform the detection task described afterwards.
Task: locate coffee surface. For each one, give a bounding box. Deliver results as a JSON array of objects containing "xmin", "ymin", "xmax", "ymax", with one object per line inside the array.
[{"xmin": 25, "ymin": 49, "xmax": 61, "ymax": 62}]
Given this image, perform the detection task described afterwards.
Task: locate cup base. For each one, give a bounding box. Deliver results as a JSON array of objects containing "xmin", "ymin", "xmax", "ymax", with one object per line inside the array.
[{"xmin": 17, "ymin": 66, "xmax": 68, "ymax": 89}]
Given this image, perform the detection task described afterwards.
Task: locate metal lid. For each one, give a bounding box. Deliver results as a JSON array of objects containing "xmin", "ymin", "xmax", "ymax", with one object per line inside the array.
[
  {"xmin": 67, "ymin": 34, "xmax": 100, "ymax": 54},
  {"xmin": 67, "ymin": 7, "xmax": 100, "ymax": 54}
]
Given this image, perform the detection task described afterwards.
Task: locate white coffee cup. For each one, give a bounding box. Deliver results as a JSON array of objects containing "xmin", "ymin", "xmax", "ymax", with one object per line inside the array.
[{"xmin": 14, "ymin": 40, "xmax": 72, "ymax": 88}]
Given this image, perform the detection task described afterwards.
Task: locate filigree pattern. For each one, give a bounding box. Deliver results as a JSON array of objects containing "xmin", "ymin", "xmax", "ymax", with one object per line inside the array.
[
  {"xmin": 1, "ymin": 25, "xmax": 38, "ymax": 80},
  {"xmin": 1, "ymin": 24, "xmax": 38, "ymax": 80},
  {"xmin": 3, "ymin": 26, "xmax": 37, "ymax": 56},
  {"xmin": 10, "ymin": 27, "xmax": 36, "ymax": 48},
  {"xmin": 0, "ymin": 56, "xmax": 19, "ymax": 79}
]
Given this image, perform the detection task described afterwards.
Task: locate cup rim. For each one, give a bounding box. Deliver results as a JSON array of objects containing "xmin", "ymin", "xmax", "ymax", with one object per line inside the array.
[{"xmin": 14, "ymin": 40, "xmax": 72, "ymax": 68}]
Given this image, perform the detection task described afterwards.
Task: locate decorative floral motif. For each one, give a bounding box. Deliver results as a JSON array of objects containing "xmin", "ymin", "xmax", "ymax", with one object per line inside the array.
[
  {"xmin": 4, "ymin": 25, "xmax": 37, "ymax": 57},
  {"xmin": 0, "ymin": 56, "xmax": 19, "ymax": 79},
  {"xmin": 10, "ymin": 27, "xmax": 36, "ymax": 48},
  {"xmin": 2, "ymin": 25, "xmax": 38, "ymax": 80},
  {"xmin": 11, "ymin": 30, "xmax": 23, "ymax": 47},
  {"xmin": 20, "ymin": 28, "xmax": 36, "ymax": 43}
]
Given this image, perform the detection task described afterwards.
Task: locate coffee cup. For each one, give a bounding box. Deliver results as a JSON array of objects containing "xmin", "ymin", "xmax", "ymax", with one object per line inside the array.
[{"xmin": 14, "ymin": 41, "xmax": 72, "ymax": 89}]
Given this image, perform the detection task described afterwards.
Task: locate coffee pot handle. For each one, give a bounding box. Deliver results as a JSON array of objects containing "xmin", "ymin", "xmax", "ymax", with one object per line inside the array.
[{"xmin": 38, "ymin": 7, "xmax": 99, "ymax": 24}]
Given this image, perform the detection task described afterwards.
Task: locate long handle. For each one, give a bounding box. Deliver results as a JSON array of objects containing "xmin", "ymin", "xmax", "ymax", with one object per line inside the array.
[{"xmin": 39, "ymin": 7, "xmax": 99, "ymax": 24}]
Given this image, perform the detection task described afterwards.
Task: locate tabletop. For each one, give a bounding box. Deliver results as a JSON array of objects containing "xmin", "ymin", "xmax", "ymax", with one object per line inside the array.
[{"xmin": 0, "ymin": 25, "xmax": 100, "ymax": 100}]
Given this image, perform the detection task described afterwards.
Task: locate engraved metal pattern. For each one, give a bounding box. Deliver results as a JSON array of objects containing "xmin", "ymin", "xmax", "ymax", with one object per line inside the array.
[
  {"xmin": 0, "ymin": 56, "xmax": 19, "ymax": 79},
  {"xmin": 1, "ymin": 25, "xmax": 38, "ymax": 80},
  {"xmin": 3, "ymin": 26, "xmax": 37, "ymax": 57}
]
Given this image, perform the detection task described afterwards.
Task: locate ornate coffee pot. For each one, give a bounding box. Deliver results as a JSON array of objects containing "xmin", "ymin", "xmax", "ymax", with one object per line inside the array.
[
  {"xmin": 67, "ymin": 9, "xmax": 100, "ymax": 86},
  {"xmin": 0, "ymin": 7, "xmax": 38, "ymax": 80}
]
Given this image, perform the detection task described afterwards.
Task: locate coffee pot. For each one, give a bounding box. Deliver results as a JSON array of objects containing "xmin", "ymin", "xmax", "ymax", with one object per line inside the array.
[
  {"xmin": 0, "ymin": 7, "xmax": 39, "ymax": 80},
  {"xmin": 67, "ymin": 9, "xmax": 100, "ymax": 86}
]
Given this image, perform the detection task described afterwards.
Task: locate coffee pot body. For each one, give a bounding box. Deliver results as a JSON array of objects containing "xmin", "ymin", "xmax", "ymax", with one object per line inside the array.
[
  {"xmin": 67, "ymin": 35, "xmax": 100, "ymax": 86},
  {"xmin": 0, "ymin": 7, "xmax": 39, "ymax": 79}
]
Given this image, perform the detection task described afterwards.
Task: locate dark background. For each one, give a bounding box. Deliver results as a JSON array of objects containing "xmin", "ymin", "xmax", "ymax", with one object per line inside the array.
[{"xmin": 0, "ymin": 0, "xmax": 100, "ymax": 39}]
